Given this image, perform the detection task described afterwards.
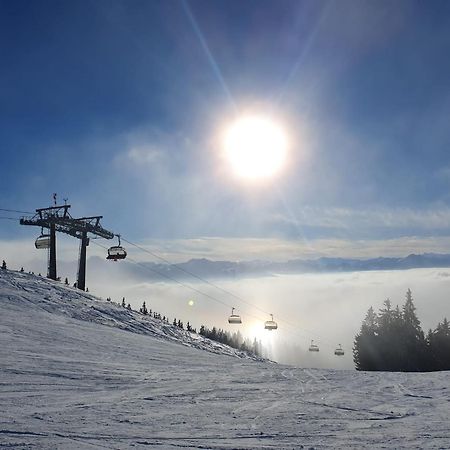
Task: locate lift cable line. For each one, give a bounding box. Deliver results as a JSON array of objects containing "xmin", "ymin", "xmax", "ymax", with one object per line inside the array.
[
  {"xmin": 14, "ymin": 200, "xmax": 342, "ymax": 351},
  {"xmin": 121, "ymin": 238, "xmax": 270, "ymax": 316},
  {"xmin": 112, "ymin": 238, "xmax": 339, "ymax": 349},
  {"xmin": 105, "ymin": 241, "xmax": 333, "ymax": 347},
  {"xmin": 92, "ymin": 240, "xmax": 320, "ymax": 349},
  {"xmin": 20, "ymin": 203, "xmax": 115, "ymax": 291},
  {"xmin": 120, "ymin": 237, "xmax": 338, "ymax": 348},
  {"xmin": 93, "ymin": 240, "xmax": 323, "ymax": 347},
  {"xmin": 91, "ymin": 239, "xmax": 244, "ymax": 312},
  {"xmin": 119, "ymin": 239, "xmax": 294, "ymax": 329},
  {"xmin": 0, "ymin": 207, "xmax": 34, "ymax": 215},
  {"xmin": 7, "ymin": 200, "xmax": 323, "ymax": 340},
  {"xmin": 122, "ymin": 238, "xmax": 334, "ymax": 347}
]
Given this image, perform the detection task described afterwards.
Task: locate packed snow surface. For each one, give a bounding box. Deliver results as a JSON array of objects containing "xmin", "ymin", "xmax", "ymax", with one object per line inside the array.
[{"xmin": 1, "ymin": 271, "xmax": 449, "ymax": 449}]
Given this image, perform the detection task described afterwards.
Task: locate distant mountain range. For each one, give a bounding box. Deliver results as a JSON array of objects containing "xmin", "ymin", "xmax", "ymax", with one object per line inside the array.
[{"xmin": 116, "ymin": 252, "xmax": 450, "ymax": 282}]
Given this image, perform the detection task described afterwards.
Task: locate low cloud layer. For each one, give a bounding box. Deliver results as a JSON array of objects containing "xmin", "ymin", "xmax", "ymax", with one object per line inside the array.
[{"xmin": 82, "ymin": 268, "xmax": 449, "ymax": 370}]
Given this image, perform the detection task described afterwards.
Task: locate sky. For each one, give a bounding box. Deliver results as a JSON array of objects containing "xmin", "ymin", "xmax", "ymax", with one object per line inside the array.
[{"xmin": 2, "ymin": 0, "xmax": 450, "ymax": 257}]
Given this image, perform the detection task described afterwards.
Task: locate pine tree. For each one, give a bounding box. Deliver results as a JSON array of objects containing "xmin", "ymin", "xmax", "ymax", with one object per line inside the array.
[
  {"xmin": 378, "ymin": 299, "xmax": 393, "ymax": 329},
  {"xmin": 1, "ymin": 260, "xmax": 7, "ymax": 270},
  {"xmin": 20, "ymin": 267, "xmax": 24, "ymax": 273},
  {"xmin": 64, "ymin": 277, "xmax": 69, "ymax": 285},
  {"xmin": 140, "ymin": 301, "xmax": 148, "ymax": 315},
  {"xmin": 401, "ymin": 289, "xmax": 426, "ymax": 371},
  {"xmin": 403, "ymin": 289, "xmax": 422, "ymax": 333},
  {"xmin": 233, "ymin": 330, "xmax": 244, "ymax": 349},
  {"xmin": 377, "ymin": 299, "xmax": 406, "ymax": 370},
  {"xmin": 353, "ymin": 306, "xmax": 380, "ymax": 370},
  {"xmin": 353, "ymin": 290, "xmax": 435, "ymax": 371},
  {"xmin": 252, "ymin": 338, "xmax": 259, "ymax": 356},
  {"xmin": 429, "ymin": 318, "xmax": 450, "ymax": 370},
  {"xmin": 425, "ymin": 328, "xmax": 437, "ymax": 371},
  {"xmin": 127, "ymin": 303, "xmax": 132, "ymax": 311},
  {"xmin": 121, "ymin": 297, "xmax": 126, "ymax": 308}
]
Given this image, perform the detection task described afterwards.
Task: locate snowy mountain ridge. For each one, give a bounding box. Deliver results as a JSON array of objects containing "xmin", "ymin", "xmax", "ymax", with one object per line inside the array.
[
  {"xmin": 0, "ymin": 270, "xmax": 262, "ymax": 361},
  {"xmin": 115, "ymin": 252, "xmax": 450, "ymax": 281}
]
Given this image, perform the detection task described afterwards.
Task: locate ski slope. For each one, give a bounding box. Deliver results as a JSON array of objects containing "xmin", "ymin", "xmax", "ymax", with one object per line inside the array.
[{"xmin": 1, "ymin": 271, "xmax": 449, "ymax": 449}]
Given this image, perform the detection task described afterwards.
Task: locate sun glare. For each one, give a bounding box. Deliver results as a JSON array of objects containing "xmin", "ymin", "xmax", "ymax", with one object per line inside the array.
[
  {"xmin": 223, "ymin": 116, "xmax": 288, "ymax": 180},
  {"xmin": 247, "ymin": 321, "xmax": 272, "ymax": 344}
]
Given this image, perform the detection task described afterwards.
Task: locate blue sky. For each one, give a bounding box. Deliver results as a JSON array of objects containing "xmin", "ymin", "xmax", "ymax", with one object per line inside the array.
[{"xmin": 2, "ymin": 0, "xmax": 450, "ymax": 258}]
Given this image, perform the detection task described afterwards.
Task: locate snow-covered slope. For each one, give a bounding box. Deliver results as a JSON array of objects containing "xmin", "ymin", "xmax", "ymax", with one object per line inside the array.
[
  {"xmin": 1, "ymin": 270, "xmax": 449, "ymax": 449},
  {"xmin": 0, "ymin": 270, "xmax": 262, "ymax": 361}
]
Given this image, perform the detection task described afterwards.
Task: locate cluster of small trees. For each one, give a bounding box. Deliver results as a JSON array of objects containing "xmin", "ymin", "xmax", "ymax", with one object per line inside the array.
[
  {"xmin": 199, "ymin": 325, "xmax": 263, "ymax": 357},
  {"xmin": 132, "ymin": 300, "xmax": 197, "ymax": 332},
  {"xmin": 353, "ymin": 289, "xmax": 450, "ymax": 371},
  {"xmin": 2, "ymin": 261, "xmax": 43, "ymax": 276},
  {"xmin": 1, "ymin": 261, "xmax": 80, "ymax": 286},
  {"xmin": 131, "ymin": 300, "xmax": 263, "ymax": 357}
]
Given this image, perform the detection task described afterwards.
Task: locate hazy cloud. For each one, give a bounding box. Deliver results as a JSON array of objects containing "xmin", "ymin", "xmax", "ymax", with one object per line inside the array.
[
  {"xmin": 269, "ymin": 205, "xmax": 450, "ymax": 239},
  {"xmin": 125, "ymin": 147, "xmax": 163, "ymax": 166},
  {"xmin": 87, "ymin": 268, "xmax": 450, "ymax": 369}
]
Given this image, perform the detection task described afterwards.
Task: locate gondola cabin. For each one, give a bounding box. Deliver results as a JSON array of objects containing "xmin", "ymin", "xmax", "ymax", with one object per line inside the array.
[
  {"xmin": 309, "ymin": 340, "xmax": 320, "ymax": 352},
  {"xmin": 106, "ymin": 246, "xmax": 127, "ymax": 261},
  {"xmin": 334, "ymin": 344, "xmax": 345, "ymax": 356},
  {"xmin": 228, "ymin": 307, "xmax": 242, "ymax": 324},
  {"xmin": 35, "ymin": 234, "xmax": 50, "ymax": 249},
  {"xmin": 264, "ymin": 314, "xmax": 278, "ymax": 330}
]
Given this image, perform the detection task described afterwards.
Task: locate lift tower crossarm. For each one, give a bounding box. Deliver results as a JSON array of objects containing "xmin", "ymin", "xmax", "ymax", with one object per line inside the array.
[
  {"xmin": 20, "ymin": 205, "xmax": 116, "ymax": 289},
  {"xmin": 35, "ymin": 205, "xmax": 71, "ymax": 219},
  {"xmin": 20, "ymin": 205, "xmax": 74, "ymax": 280},
  {"xmin": 73, "ymin": 216, "xmax": 115, "ymax": 240},
  {"xmin": 20, "ymin": 211, "xmax": 115, "ymax": 240}
]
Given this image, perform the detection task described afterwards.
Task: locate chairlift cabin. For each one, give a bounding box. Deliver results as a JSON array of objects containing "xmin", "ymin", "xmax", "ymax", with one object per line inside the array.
[
  {"xmin": 309, "ymin": 340, "xmax": 320, "ymax": 352},
  {"xmin": 106, "ymin": 235, "xmax": 127, "ymax": 261},
  {"xmin": 107, "ymin": 246, "xmax": 127, "ymax": 261},
  {"xmin": 35, "ymin": 234, "xmax": 50, "ymax": 249},
  {"xmin": 264, "ymin": 314, "xmax": 278, "ymax": 331},
  {"xmin": 228, "ymin": 307, "xmax": 242, "ymax": 324},
  {"xmin": 334, "ymin": 344, "xmax": 345, "ymax": 356}
]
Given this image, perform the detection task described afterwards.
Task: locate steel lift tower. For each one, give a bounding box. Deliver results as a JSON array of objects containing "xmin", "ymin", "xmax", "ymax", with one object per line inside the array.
[{"xmin": 20, "ymin": 203, "xmax": 115, "ymax": 291}]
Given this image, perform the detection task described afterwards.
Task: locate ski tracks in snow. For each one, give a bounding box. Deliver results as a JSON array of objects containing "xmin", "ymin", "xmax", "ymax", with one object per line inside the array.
[{"xmin": 2, "ymin": 271, "xmax": 450, "ymax": 449}]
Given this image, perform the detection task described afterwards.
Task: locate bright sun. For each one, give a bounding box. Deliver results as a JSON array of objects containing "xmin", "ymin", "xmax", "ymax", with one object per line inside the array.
[{"xmin": 223, "ymin": 116, "xmax": 288, "ymax": 180}]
